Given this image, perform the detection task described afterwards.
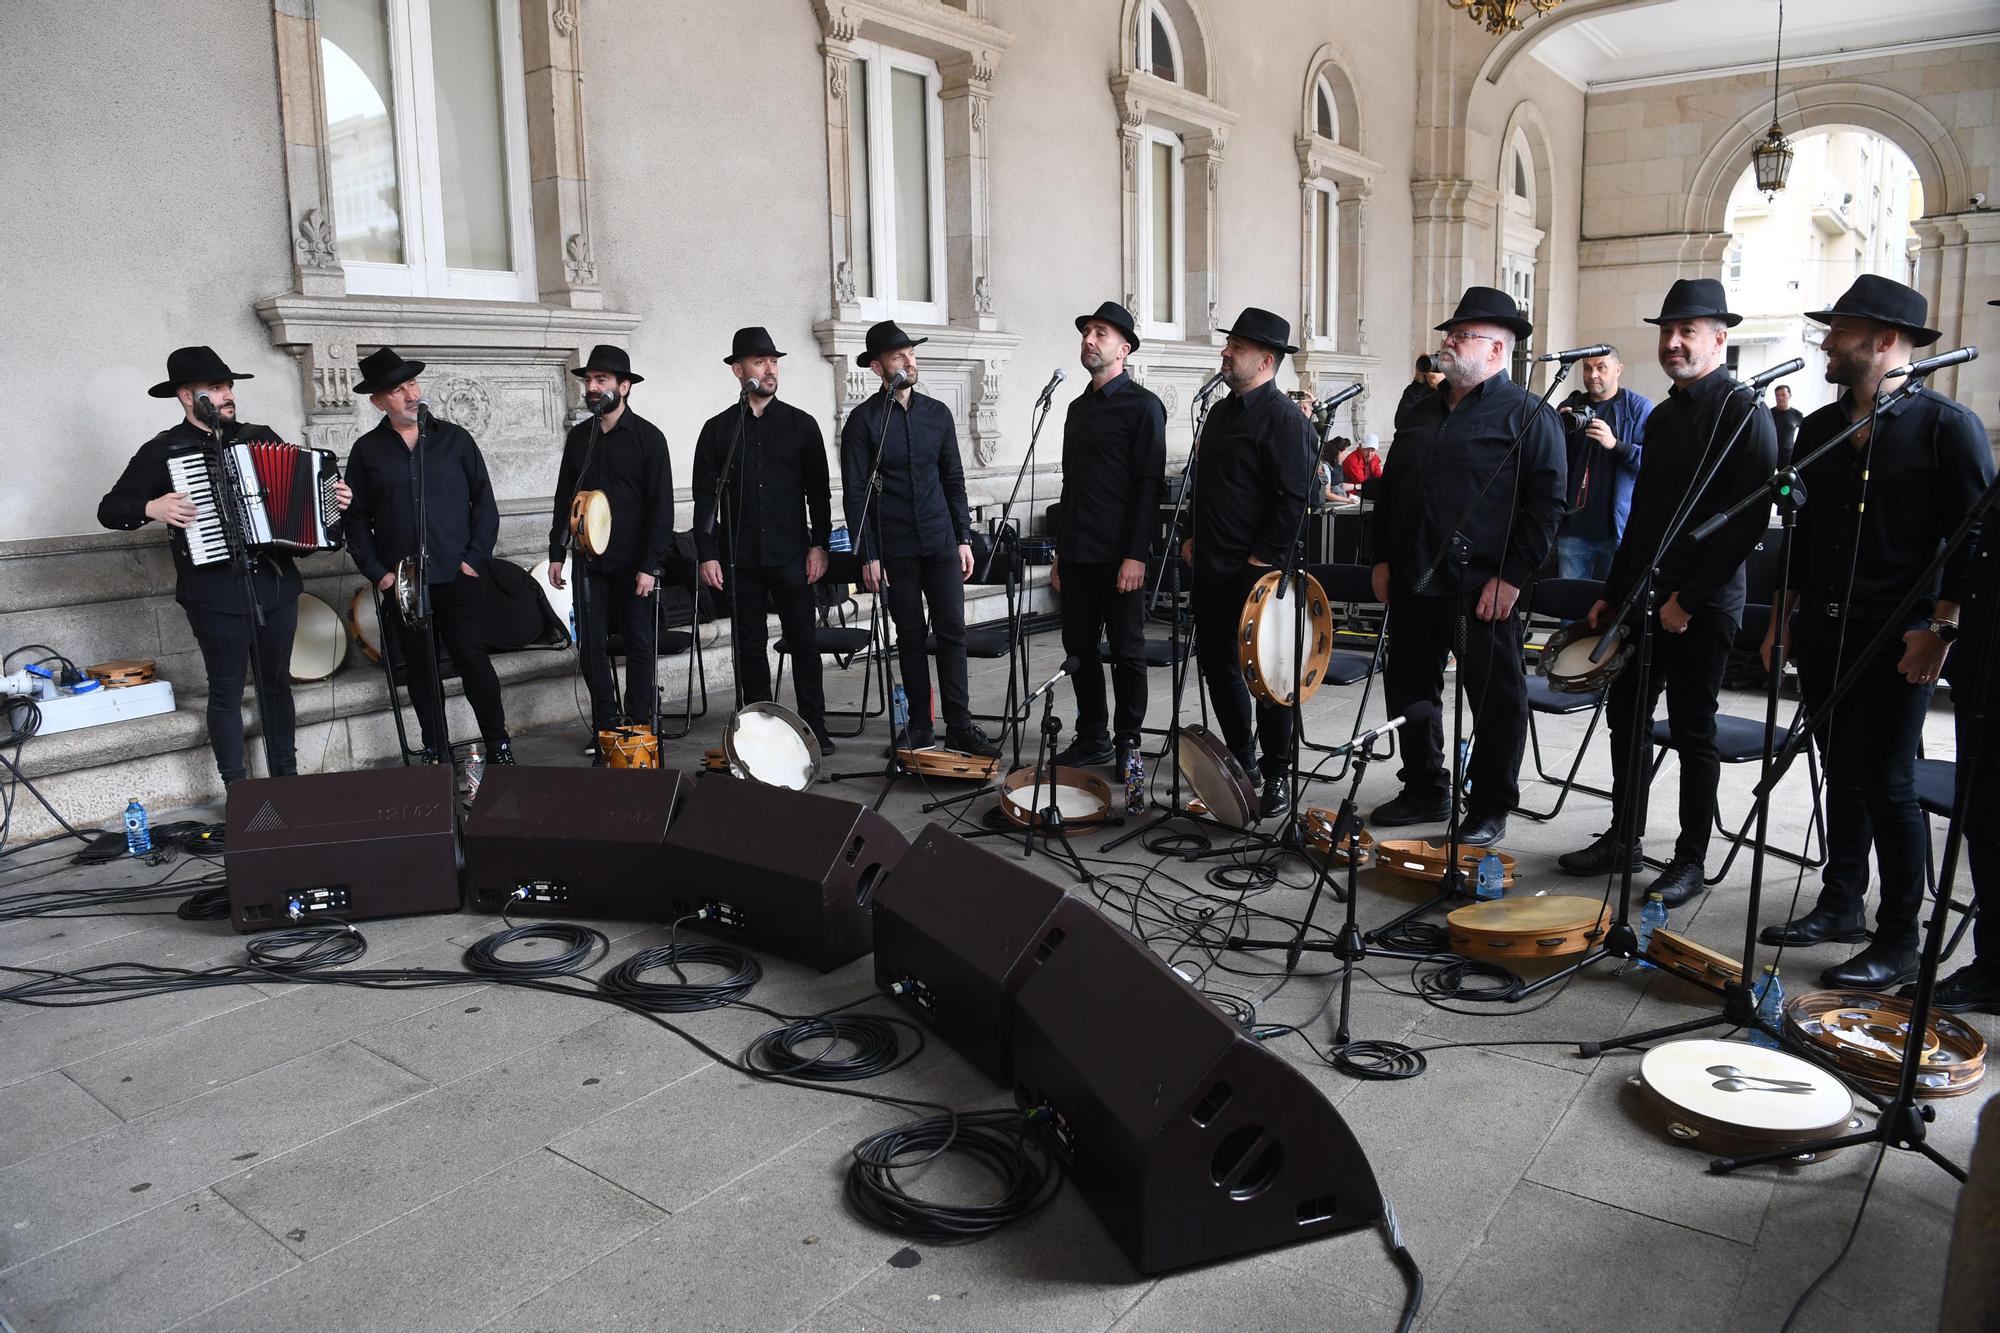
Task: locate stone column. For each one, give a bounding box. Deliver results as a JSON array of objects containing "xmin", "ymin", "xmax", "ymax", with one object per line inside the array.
[
  {"xmin": 271, "ymin": 0, "xmax": 345, "ymax": 300},
  {"xmin": 820, "ymin": 36, "xmax": 865, "ymax": 322},
  {"xmin": 1410, "ymin": 177, "xmax": 1500, "ymax": 334},
  {"xmin": 522, "ymin": 0, "xmax": 602, "ymax": 312},
  {"xmin": 1184, "ymin": 132, "xmax": 1226, "ymax": 341},
  {"xmin": 1118, "ymin": 114, "xmax": 1144, "ymax": 317},
  {"xmin": 939, "ymin": 57, "xmax": 999, "ymax": 335}
]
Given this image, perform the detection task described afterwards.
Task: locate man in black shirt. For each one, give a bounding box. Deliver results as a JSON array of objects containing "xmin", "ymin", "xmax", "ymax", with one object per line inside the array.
[
  {"xmin": 344, "ymin": 347, "xmax": 512, "ymax": 764},
  {"xmin": 1366, "ymin": 287, "xmax": 1566, "ymax": 847},
  {"xmin": 1758, "ymin": 276, "xmax": 1994, "ymax": 990},
  {"xmin": 1051, "ymin": 301, "xmax": 1166, "ymax": 772},
  {"xmin": 548, "ymin": 345, "xmax": 674, "ymax": 747},
  {"xmin": 1182, "ymin": 307, "xmax": 1316, "ymax": 823},
  {"xmin": 839, "ymin": 320, "xmax": 998, "ymax": 758},
  {"xmin": 1558, "ymin": 280, "xmax": 1778, "ymax": 906},
  {"xmin": 1553, "ymin": 347, "xmax": 1650, "ymax": 581},
  {"xmin": 693, "ymin": 327, "xmax": 835, "ymax": 752},
  {"xmin": 1769, "ymin": 384, "xmax": 1806, "ymax": 461},
  {"xmin": 98, "ymin": 345, "xmax": 350, "ymax": 786}
]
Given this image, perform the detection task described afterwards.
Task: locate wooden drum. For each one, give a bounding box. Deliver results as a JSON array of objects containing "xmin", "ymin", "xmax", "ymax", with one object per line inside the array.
[
  {"xmin": 1644, "ymin": 928, "xmax": 1743, "ymax": 992},
  {"xmin": 1174, "ymin": 724, "xmax": 1256, "ymax": 829},
  {"xmin": 569, "ymin": 489, "xmax": 612, "ymax": 558},
  {"xmin": 998, "ymin": 765, "xmax": 1112, "ymax": 830},
  {"xmin": 1446, "ymin": 894, "xmax": 1608, "ymax": 960},
  {"xmin": 898, "ymin": 747, "xmax": 1005, "ymax": 781},
  {"xmin": 1783, "ymin": 990, "xmax": 1987, "ymax": 1099},
  {"xmin": 1237, "ymin": 569, "xmax": 1333, "ymax": 707},
  {"xmin": 1632, "ymin": 1037, "xmax": 1857, "ymax": 1163},
  {"xmin": 598, "ymin": 723, "xmax": 660, "ymax": 770},
  {"xmin": 1379, "ymin": 840, "xmax": 1517, "ymax": 890}
]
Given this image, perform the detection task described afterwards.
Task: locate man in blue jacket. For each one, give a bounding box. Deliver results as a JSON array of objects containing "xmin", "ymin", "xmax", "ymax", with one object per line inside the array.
[{"xmin": 1553, "ymin": 347, "xmax": 1650, "ymax": 582}]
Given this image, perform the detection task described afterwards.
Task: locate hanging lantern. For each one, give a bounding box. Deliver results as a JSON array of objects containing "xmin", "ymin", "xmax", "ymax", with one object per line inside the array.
[
  {"xmin": 1446, "ymin": 0, "xmax": 1564, "ymax": 37},
  {"xmin": 1751, "ymin": 122, "xmax": 1793, "ymax": 196}
]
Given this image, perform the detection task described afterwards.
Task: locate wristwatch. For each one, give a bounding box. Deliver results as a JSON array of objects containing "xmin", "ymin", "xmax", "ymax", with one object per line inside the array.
[{"xmin": 1925, "ymin": 618, "xmax": 1958, "ymax": 644}]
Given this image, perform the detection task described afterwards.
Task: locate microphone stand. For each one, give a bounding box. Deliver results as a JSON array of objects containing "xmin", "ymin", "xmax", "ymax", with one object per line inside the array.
[
  {"xmin": 565, "ymin": 404, "xmax": 616, "ymax": 729},
  {"xmin": 1105, "ymin": 382, "xmax": 1223, "ymax": 852},
  {"xmin": 203, "ymin": 406, "xmax": 280, "ymax": 777},
  {"xmin": 956, "ymin": 667, "xmax": 1093, "ymax": 883},
  {"xmin": 1364, "ymin": 364, "xmax": 1571, "ymax": 943},
  {"xmin": 705, "ymin": 384, "xmax": 752, "ymax": 715}
]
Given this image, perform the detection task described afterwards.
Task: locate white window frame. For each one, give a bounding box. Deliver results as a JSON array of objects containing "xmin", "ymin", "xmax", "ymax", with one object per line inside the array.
[
  {"xmin": 334, "ymin": 0, "xmax": 538, "ymax": 302},
  {"xmin": 1137, "ymin": 1, "xmax": 1184, "ymax": 86},
  {"xmin": 1309, "ymin": 178, "xmax": 1339, "ymax": 347},
  {"xmin": 1137, "ymin": 124, "xmax": 1185, "ymax": 343},
  {"xmin": 849, "ymin": 39, "xmax": 948, "ymax": 326},
  {"xmin": 1314, "ymin": 76, "xmax": 1338, "ymax": 143}
]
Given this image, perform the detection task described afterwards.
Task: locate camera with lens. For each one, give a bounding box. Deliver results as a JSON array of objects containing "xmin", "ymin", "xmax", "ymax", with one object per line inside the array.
[{"xmin": 1560, "ymin": 392, "xmax": 1597, "ymax": 432}]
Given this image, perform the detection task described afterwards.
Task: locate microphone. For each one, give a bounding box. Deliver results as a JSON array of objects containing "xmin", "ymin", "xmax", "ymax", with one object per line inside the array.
[
  {"xmin": 1023, "ymin": 655, "xmax": 1082, "ymax": 708},
  {"xmin": 193, "ymin": 391, "xmax": 222, "ymax": 426},
  {"xmin": 887, "ymin": 368, "xmax": 912, "ymax": 391},
  {"xmin": 1535, "ymin": 344, "xmax": 1614, "ymax": 363},
  {"xmin": 1888, "ymin": 345, "xmax": 1978, "ymax": 382},
  {"xmin": 1326, "ymin": 701, "xmax": 1436, "ymax": 757},
  {"xmin": 1312, "ymin": 382, "xmax": 1364, "ymax": 437},
  {"xmin": 1193, "ymin": 369, "xmax": 1227, "ymax": 402},
  {"xmin": 738, "ymin": 376, "xmax": 762, "ymax": 397},
  {"xmin": 1034, "ymin": 367, "xmax": 1067, "ymax": 407},
  {"xmin": 1740, "ymin": 358, "xmax": 1806, "ymax": 393},
  {"xmin": 415, "ymin": 396, "xmax": 437, "ymax": 429}
]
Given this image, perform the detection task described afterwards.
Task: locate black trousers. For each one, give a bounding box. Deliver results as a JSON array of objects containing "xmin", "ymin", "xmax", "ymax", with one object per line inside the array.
[
  {"xmin": 882, "ymin": 551, "xmax": 969, "ymax": 734},
  {"xmin": 1797, "ymin": 615, "xmax": 1932, "ymax": 946},
  {"xmin": 185, "ymin": 598, "xmax": 298, "ymax": 784},
  {"xmin": 1605, "ymin": 604, "xmax": 1734, "ymax": 863},
  {"xmin": 1192, "ymin": 565, "xmax": 1290, "ymax": 780},
  {"xmin": 1382, "ymin": 591, "xmax": 1528, "ymax": 815},
  {"xmin": 1058, "ymin": 561, "xmax": 1146, "ymax": 742},
  {"xmin": 388, "ymin": 574, "xmax": 508, "ymax": 753},
  {"xmin": 730, "ymin": 563, "xmax": 825, "ymax": 724},
  {"xmin": 577, "ymin": 567, "xmax": 658, "ymax": 732}
]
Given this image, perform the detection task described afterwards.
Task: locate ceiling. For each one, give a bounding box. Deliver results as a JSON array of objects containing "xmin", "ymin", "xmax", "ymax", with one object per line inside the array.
[{"xmin": 1525, "ymin": 0, "xmax": 2000, "ymax": 90}]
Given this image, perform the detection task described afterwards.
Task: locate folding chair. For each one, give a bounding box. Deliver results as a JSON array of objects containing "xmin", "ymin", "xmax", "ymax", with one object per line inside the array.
[
  {"xmin": 1512, "ymin": 577, "xmax": 1615, "ymax": 821},
  {"xmin": 633, "ymin": 539, "xmax": 710, "ymax": 740},
  {"xmin": 774, "ymin": 551, "xmax": 888, "ymax": 738},
  {"xmin": 1916, "ymin": 756, "xmax": 1980, "ymax": 963},
  {"xmin": 1294, "ymin": 562, "xmax": 1390, "ymax": 780},
  {"xmin": 926, "ymin": 540, "xmax": 1027, "ymax": 726}
]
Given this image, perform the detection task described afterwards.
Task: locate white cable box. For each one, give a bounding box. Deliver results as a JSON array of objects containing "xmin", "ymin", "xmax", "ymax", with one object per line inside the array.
[{"xmin": 6, "ymin": 681, "xmax": 177, "ymax": 736}]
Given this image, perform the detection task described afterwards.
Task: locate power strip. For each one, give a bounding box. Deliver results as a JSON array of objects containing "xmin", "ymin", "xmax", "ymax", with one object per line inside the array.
[{"xmin": 5, "ymin": 681, "xmax": 176, "ymax": 737}]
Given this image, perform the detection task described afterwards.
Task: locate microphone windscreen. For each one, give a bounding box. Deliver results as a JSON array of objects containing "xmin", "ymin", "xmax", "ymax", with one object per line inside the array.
[{"xmin": 1400, "ymin": 700, "xmax": 1437, "ymax": 726}]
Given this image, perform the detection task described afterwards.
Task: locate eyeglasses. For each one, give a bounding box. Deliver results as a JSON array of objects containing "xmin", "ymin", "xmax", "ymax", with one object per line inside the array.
[{"xmin": 1439, "ymin": 330, "xmax": 1503, "ymax": 346}]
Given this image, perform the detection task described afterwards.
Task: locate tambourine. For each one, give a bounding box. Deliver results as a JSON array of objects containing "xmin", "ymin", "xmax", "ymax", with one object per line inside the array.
[
  {"xmin": 998, "ymin": 765, "xmax": 1113, "ymax": 830},
  {"xmin": 1539, "ymin": 619, "xmax": 1630, "ymax": 695},
  {"xmin": 1299, "ymin": 806, "xmax": 1374, "ymax": 866},
  {"xmin": 1378, "ymin": 839, "xmax": 1517, "ymax": 889},
  {"xmin": 395, "ymin": 556, "xmax": 429, "ymax": 628},
  {"xmin": 1174, "ymin": 724, "xmax": 1256, "ymax": 829},
  {"xmin": 723, "ymin": 701, "xmax": 819, "ymax": 790},
  {"xmin": 570, "ymin": 488, "xmax": 612, "ymax": 559},
  {"xmin": 1445, "ymin": 894, "xmax": 1607, "ymax": 960},
  {"xmin": 897, "ymin": 747, "xmax": 1005, "ymax": 781},
  {"xmin": 85, "ymin": 659, "xmax": 156, "ymax": 688},
  {"xmin": 1237, "ymin": 570, "xmax": 1334, "ymax": 707},
  {"xmin": 1631, "ymin": 1037, "xmax": 1858, "ymax": 1163},
  {"xmin": 289, "ymin": 593, "xmax": 347, "ymax": 682},
  {"xmin": 1782, "ymin": 990, "xmax": 1986, "ymax": 1098},
  {"xmin": 347, "ymin": 586, "xmax": 385, "ymax": 664},
  {"xmin": 1644, "ymin": 928, "xmax": 1743, "ymax": 992},
  {"xmin": 598, "ymin": 723, "xmax": 660, "ymax": 770}
]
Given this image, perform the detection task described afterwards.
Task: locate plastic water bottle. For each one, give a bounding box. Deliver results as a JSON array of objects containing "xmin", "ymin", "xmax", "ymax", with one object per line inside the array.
[
  {"xmin": 829, "ymin": 526, "xmax": 853, "ymax": 554},
  {"xmin": 1635, "ymin": 893, "xmax": 1668, "ymax": 968},
  {"xmin": 891, "ymin": 683, "xmax": 909, "ymax": 735},
  {"xmin": 1749, "ymin": 966, "xmax": 1785, "ymax": 1048},
  {"xmin": 1475, "ymin": 852, "xmax": 1505, "ymax": 900},
  {"xmin": 123, "ymin": 798, "xmax": 152, "ymax": 856},
  {"xmin": 1124, "ymin": 748, "xmax": 1146, "ymax": 815}
]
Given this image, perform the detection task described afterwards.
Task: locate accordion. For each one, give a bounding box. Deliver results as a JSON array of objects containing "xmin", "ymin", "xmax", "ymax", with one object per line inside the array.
[{"xmin": 167, "ymin": 441, "xmax": 345, "ymax": 567}]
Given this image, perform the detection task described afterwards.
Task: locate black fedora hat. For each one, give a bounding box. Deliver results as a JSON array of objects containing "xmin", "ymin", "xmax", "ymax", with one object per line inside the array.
[
  {"xmin": 148, "ymin": 345, "xmax": 255, "ymax": 398},
  {"xmin": 1434, "ymin": 286, "xmax": 1533, "ymax": 341},
  {"xmin": 1218, "ymin": 307, "xmax": 1298, "ymax": 355},
  {"xmin": 723, "ymin": 327, "xmax": 786, "ymax": 366},
  {"xmin": 1804, "ymin": 274, "xmax": 1941, "ymax": 347},
  {"xmin": 1643, "ymin": 277, "xmax": 1743, "ymax": 329},
  {"xmin": 572, "ymin": 343, "xmax": 645, "ymax": 384},
  {"xmin": 856, "ymin": 320, "xmax": 928, "ymax": 368},
  {"xmin": 353, "ymin": 346, "xmax": 426, "ymax": 396},
  {"xmin": 1075, "ymin": 300, "xmax": 1141, "ymax": 352}
]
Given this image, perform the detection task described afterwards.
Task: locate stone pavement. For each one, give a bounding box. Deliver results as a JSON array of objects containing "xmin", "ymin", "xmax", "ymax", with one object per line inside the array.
[{"xmin": 0, "ymin": 631, "xmax": 1990, "ymax": 1333}]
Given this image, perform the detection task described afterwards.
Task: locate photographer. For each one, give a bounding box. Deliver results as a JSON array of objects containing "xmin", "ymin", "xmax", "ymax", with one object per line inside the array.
[{"xmin": 1554, "ymin": 346, "xmax": 1651, "ymax": 581}]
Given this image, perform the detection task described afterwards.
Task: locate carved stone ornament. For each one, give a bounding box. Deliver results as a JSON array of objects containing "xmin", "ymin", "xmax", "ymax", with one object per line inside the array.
[
  {"xmin": 1158, "ymin": 383, "xmax": 1180, "ymax": 417},
  {"xmin": 427, "ymin": 373, "xmax": 495, "ymax": 439},
  {"xmin": 564, "ymin": 233, "xmax": 597, "ymax": 286},
  {"xmin": 835, "ymin": 260, "xmax": 857, "ymax": 305},
  {"xmin": 828, "ymin": 56, "xmax": 848, "ymax": 100},
  {"xmin": 552, "ymin": 1, "xmax": 576, "ymax": 37},
  {"xmin": 1122, "ymin": 136, "xmax": 1137, "ymax": 172},
  {"xmin": 971, "ymin": 95, "xmax": 988, "ymax": 132},
  {"xmin": 296, "ymin": 209, "xmax": 338, "ymax": 268},
  {"xmin": 973, "ymin": 275, "xmax": 994, "ymax": 316}
]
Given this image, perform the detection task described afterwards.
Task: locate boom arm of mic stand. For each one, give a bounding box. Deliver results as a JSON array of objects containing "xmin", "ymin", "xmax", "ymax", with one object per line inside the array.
[
  {"xmin": 1150, "ymin": 393, "xmax": 1214, "ymax": 611},
  {"xmin": 980, "ymin": 393, "xmax": 1052, "ymax": 582}
]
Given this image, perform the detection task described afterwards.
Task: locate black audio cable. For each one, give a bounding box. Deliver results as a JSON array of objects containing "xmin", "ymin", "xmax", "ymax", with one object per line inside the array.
[
  {"xmin": 845, "ymin": 1108, "xmax": 1063, "ymax": 1243},
  {"xmin": 744, "ymin": 1012, "xmax": 922, "ymax": 1082},
  {"xmin": 246, "ymin": 922, "xmax": 367, "ymax": 972},
  {"xmin": 464, "ymin": 913, "xmax": 610, "ymax": 979},
  {"xmin": 597, "ymin": 915, "xmax": 760, "ymax": 1011}
]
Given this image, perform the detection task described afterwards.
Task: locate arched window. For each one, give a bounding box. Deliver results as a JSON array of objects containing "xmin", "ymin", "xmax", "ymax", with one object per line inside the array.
[
  {"xmin": 1314, "ymin": 77, "xmax": 1337, "ymax": 142},
  {"xmin": 1135, "ymin": 2, "xmax": 1182, "ymax": 85}
]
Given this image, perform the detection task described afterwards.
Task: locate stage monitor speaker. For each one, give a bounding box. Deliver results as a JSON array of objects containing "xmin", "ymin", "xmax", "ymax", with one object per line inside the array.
[
  {"xmin": 872, "ymin": 825, "xmax": 1089, "ymax": 1086},
  {"xmin": 1010, "ymin": 904, "xmax": 1383, "ymax": 1274},
  {"xmin": 463, "ymin": 765, "xmax": 688, "ymax": 917},
  {"xmin": 662, "ymin": 778, "xmax": 908, "ymax": 971},
  {"xmin": 226, "ymin": 767, "xmax": 460, "ymax": 932}
]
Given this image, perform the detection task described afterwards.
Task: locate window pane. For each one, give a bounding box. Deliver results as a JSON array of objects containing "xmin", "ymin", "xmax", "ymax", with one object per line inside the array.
[
  {"xmin": 846, "ymin": 59, "xmax": 872, "ymax": 299},
  {"xmin": 1316, "ymin": 86, "xmax": 1335, "ymax": 140},
  {"xmin": 1315, "ymin": 190, "xmax": 1333, "ymax": 337},
  {"xmin": 891, "ymin": 67, "xmax": 931, "ymax": 304},
  {"xmin": 1150, "ymin": 13, "xmax": 1176, "ymax": 82},
  {"xmin": 430, "ymin": 0, "xmax": 512, "ymax": 271},
  {"xmin": 321, "ymin": 0, "xmax": 403, "ymax": 264},
  {"xmin": 1513, "ymin": 154, "xmax": 1529, "ymax": 200},
  {"xmin": 1150, "ymin": 140, "xmax": 1174, "ymax": 325}
]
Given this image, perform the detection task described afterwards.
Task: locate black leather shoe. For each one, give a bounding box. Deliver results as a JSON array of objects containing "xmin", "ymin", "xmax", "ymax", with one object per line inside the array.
[
  {"xmin": 417, "ymin": 747, "xmax": 441, "ymax": 766},
  {"xmin": 1649, "ymin": 858, "xmax": 1706, "ymax": 908},
  {"xmin": 1055, "ymin": 735, "xmax": 1114, "ymax": 767},
  {"xmin": 491, "ymin": 740, "xmax": 516, "ymax": 766},
  {"xmin": 1907, "ymin": 964, "xmax": 2000, "ymax": 1015},
  {"xmin": 1557, "ymin": 830, "xmax": 1642, "ymax": 877},
  {"xmin": 1258, "ymin": 780, "xmax": 1293, "ymax": 823},
  {"xmin": 1370, "ymin": 790, "xmax": 1451, "ymax": 827},
  {"xmin": 808, "ymin": 721, "xmax": 837, "ymax": 756},
  {"xmin": 1450, "ymin": 809, "xmax": 1508, "ymax": 848},
  {"xmin": 1759, "ymin": 907, "xmax": 1870, "ymax": 947},
  {"xmin": 1821, "ymin": 939, "xmax": 1920, "ymax": 991},
  {"xmin": 946, "ymin": 724, "xmax": 1002, "ymax": 759}
]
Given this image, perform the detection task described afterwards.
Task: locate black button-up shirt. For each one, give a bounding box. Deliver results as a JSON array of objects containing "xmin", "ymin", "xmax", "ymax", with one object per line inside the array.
[
  {"xmin": 1603, "ymin": 367, "xmax": 1777, "ymax": 626},
  {"xmin": 1185, "ymin": 379, "xmax": 1316, "ymax": 585},
  {"xmin": 345, "ymin": 416, "xmax": 499, "ymax": 585},
  {"xmin": 98, "ymin": 419, "xmax": 301, "ymax": 614},
  {"xmin": 547, "ymin": 407, "xmax": 674, "ymax": 575},
  {"xmin": 1783, "ymin": 385, "xmax": 1993, "ymax": 621},
  {"xmin": 1771, "ymin": 405, "xmax": 1806, "ymax": 462},
  {"xmin": 1057, "ymin": 371, "xmax": 1167, "ymax": 565},
  {"xmin": 839, "ymin": 389, "xmax": 972, "ymax": 562},
  {"xmin": 1370, "ymin": 371, "xmax": 1565, "ymax": 596},
  {"xmin": 692, "ymin": 396, "xmax": 832, "ymax": 570}
]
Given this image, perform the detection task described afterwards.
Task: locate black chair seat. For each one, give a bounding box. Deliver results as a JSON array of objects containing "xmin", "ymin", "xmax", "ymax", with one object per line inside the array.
[
  {"xmin": 1528, "ymin": 675, "xmax": 1604, "ymax": 715},
  {"xmin": 1914, "ymin": 757, "xmax": 1955, "ymax": 817},
  {"xmin": 931, "ymin": 629, "xmax": 1013, "ymax": 658},
  {"xmin": 1655, "ymin": 713, "xmax": 1781, "ymax": 764},
  {"xmin": 779, "ymin": 626, "xmax": 873, "ymax": 656},
  {"xmin": 1096, "ymin": 637, "xmax": 1192, "ymax": 668},
  {"xmin": 1324, "ymin": 649, "xmax": 1373, "ymax": 687}
]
